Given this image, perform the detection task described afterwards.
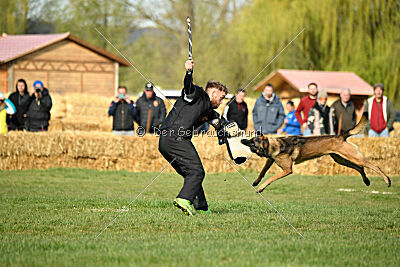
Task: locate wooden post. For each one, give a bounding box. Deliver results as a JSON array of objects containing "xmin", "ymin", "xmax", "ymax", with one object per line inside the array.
[
  {"xmin": 7, "ymin": 62, "xmax": 13, "ymax": 93},
  {"xmin": 114, "ymin": 62, "xmax": 118, "ymax": 96},
  {"xmin": 80, "ymin": 72, "xmax": 83, "ymax": 93},
  {"xmin": 45, "ymin": 71, "xmax": 49, "ymax": 89}
]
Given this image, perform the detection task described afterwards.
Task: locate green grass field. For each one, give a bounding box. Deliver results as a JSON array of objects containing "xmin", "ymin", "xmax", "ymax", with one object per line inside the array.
[{"xmin": 0, "ymin": 168, "xmax": 399, "ymax": 266}]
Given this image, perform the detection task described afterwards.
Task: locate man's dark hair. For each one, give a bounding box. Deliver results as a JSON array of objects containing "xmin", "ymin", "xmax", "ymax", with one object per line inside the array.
[
  {"xmin": 237, "ymin": 88, "xmax": 246, "ymax": 94},
  {"xmin": 286, "ymin": 100, "xmax": 295, "ymax": 106},
  {"xmin": 205, "ymin": 80, "xmax": 228, "ymax": 94},
  {"xmin": 308, "ymin": 82, "xmax": 318, "ymax": 88},
  {"xmin": 265, "ymin": 83, "xmax": 274, "ymax": 89},
  {"xmin": 16, "ymin": 78, "xmax": 28, "ymax": 94},
  {"xmin": 373, "ymin": 83, "xmax": 384, "ymax": 91},
  {"xmin": 118, "ymin": 86, "xmax": 127, "ymax": 92}
]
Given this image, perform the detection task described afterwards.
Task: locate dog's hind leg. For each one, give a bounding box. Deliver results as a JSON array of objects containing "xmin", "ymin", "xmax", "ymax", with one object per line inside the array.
[
  {"xmin": 256, "ymin": 158, "xmax": 293, "ymax": 193},
  {"xmin": 335, "ymin": 143, "xmax": 391, "ymax": 187},
  {"xmin": 253, "ymin": 158, "xmax": 274, "ymax": 186},
  {"xmin": 363, "ymin": 160, "xmax": 391, "ymax": 187},
  {"xmin": 329, "ymin": 153, "xmax": 370, "ymax": 186}
]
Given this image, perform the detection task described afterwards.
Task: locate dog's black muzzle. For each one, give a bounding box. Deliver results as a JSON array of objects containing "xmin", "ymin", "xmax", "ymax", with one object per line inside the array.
[{"xmin": 241, "ymin": 138, "xmax": 270, "ymax": 158}]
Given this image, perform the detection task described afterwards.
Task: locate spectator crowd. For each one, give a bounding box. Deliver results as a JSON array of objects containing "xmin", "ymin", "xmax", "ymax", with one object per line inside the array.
[
  {"xmin": 0, "ymin": 78, "xmax": 396, "ymax": 138},
  {"xmin": 1, "ymin": 79, "xmax": 52, "ymax": 134},
  {"xmin": 224, "ymin": 81, "xmax": 396, "ymax": 138}
]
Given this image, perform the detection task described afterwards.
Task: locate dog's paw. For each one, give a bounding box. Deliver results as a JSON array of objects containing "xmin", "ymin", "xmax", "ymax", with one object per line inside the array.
[
  {"xmin": 256, "ymin": 186, "xmax": 265, "ymax": 193},
  {"xmin": 387, "ymin": 177, "xmax": 391, "ymax": 187},
  {"xmin": 252, "ymin": 180, "xmax": 260, "ymax": 187},
  {"xmin": 363, "ymin": 178, "xmax": 370, "ymax": 186}
]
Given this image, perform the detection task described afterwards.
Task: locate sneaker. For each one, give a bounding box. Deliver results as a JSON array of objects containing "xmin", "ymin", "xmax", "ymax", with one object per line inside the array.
[
  {"xmin": 173, "ymin": 198, "xmax": 196, "ymax": 216},
  {"xmin": 196, "ymin": 209, "xmax": 211, "ymax": 214}
]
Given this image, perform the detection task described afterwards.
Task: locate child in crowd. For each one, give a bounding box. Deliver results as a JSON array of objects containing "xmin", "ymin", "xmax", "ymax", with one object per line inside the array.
[{"xmin": 278, "ymin": 100, "xmax": 301, "ymax": 135}]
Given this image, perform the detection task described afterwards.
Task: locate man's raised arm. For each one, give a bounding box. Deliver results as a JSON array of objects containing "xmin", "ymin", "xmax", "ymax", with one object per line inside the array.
[{"xmin": 183, "ymin": 60, "xmax": 197, "ymax": 101}]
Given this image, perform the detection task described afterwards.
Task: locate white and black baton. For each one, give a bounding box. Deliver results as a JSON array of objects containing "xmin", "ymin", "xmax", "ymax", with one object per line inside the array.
[{"xmin": 187, "ymin": 16, "xmax": 193, "ymax": 75}]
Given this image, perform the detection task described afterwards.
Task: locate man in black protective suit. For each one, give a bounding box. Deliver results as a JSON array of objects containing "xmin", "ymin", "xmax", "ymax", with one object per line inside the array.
[{"xmin": 159, "ymin": 60, "xmax": 229, "ymax": 216}]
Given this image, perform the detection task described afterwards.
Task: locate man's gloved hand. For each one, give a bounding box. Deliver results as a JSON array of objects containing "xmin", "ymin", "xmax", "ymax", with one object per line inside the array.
[
  {"xmin": 217, "ymin": 129, "xmax": 230, "ymax": 145},
  {"xmin": 217, "ymin": 120, "xmax": 234, "ymax": 145}
]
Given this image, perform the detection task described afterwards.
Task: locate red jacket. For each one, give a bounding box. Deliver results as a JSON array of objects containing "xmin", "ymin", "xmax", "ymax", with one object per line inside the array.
[
  {"xmin": 295, "ymin": 95, "xmax": 317, "ymax": 125},
  {"xmin": 370, "ymin": 98, "xmax": 386, "ymax": 133}
]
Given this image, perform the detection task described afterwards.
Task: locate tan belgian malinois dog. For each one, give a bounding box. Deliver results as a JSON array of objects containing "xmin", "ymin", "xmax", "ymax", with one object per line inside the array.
[{"xmin": 241, "ymin": 116, "xmax": 391, "ymax": 193}]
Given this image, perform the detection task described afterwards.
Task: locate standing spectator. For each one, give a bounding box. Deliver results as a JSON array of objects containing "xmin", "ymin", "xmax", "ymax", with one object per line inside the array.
[
  {"xmin": 364, "ymin": 83, "xmax": 396, "ymax": 137},
  {"xmin": 253, "ymin": 83, "xmax": 285, "ymax": 134},
  {"xmin": 223, "ymin": 89, "xmax": 248, "ymax": 130},
  {"xmin": 307, "ymin": 90, "xmax": 334, "ymax": 135},
  {"xmin": 295, "ymin": 82, "xmax": 318, "ymax": 136},
  {"xmin": 108, "ymin": 86, "xmax": 136, "ymax": 136},
  {"xmin": 278, "ymin": 100, "xmax": 301, "ymax": 135},
  {"xmin": 21, "ymin": 80, "xmax": 52, "ymax": 132},
  {"xmin": 331, "ymin": 88, "xmax": 356, "ymax": 134},
  {"xmin": 0, "ymin": 92, "xmax": 16, "ymax": 134},
  {"xmin": 7, "ymin": 79, "xmax": 29, "ymax": 131},
  {"xmin": 135, "ymin": 82, "xmax": 166, "ymax": 134}
]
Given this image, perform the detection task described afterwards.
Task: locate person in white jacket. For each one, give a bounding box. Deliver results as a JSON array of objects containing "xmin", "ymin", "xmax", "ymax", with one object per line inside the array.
[{"xmin": 363, "ymin": 83, "xmax": 396, "ymax": 137}]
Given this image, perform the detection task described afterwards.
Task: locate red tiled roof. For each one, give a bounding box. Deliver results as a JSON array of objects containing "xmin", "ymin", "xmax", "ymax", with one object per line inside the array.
[
  {"xmin": 0, "ymin": 33, "xmax": 69, "ymax": 62},
  {"xmin": 254, "ymin": 69, "xmax": 373, "ymax": 96},
  {"xmin": 0, "ymin": 32, "xmax": 129, "ymax": 66}
]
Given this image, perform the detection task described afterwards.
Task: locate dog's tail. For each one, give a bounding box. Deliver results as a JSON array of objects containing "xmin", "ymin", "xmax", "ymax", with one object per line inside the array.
[{"xmin": 341, "ymin": 115, "xmax": 368, "ymax": 140}]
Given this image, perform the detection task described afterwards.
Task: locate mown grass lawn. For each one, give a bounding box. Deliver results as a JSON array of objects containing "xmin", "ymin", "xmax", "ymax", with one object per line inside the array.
[{"xmin": 0, "ymin": 168, "xmax": 399, "ymax": 266}]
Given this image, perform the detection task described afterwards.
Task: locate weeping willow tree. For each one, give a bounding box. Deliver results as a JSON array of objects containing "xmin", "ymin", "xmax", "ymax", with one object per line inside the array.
[
  {"xmin": 299, "ymin": 0, "xmax": 400, "ymax": 105},
  {"xmin": 215, "ymin": 0, "xmax": 400, "ymax": 105}
]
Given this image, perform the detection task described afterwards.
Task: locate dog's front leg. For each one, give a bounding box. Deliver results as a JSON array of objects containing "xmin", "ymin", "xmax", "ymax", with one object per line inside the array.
[
  {"xmin": 256, "ymin": 158, "xmax": 293, "ymax": 193},
  {"xmin": 256, "ymin": 170, "xmax": 292, "ymax": 193},
  {"xmin": 253, "ymin": 158, "xmax": 274, "ymax": 186}
]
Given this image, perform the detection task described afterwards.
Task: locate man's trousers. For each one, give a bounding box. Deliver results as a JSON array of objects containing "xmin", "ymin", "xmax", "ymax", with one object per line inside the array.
[{"xmin": 158, "ymin": 134, "xmax": 208, "ymax": 210}]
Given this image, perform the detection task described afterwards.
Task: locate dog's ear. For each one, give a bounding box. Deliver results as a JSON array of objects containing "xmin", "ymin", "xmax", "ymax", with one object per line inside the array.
[{"xmin": 241, "ymin": 139, "xmax": 251, "ymax": 146}]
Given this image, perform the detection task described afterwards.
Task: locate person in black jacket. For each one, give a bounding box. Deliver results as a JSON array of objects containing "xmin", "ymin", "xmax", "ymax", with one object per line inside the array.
[
  {"xmin": 135, "ymin": 82, "xmax": 166, "ymax": 134},
  {"xmin": 7, "ymin": 78, "xmax": 29, "ymax": 130},
  {"xmin": 21, "ymin": 80, "xmax": 52, "ymax": 132},
  {"xmin": 108, "ymin": 86, "xmax": 136, "ymax": 136},
  {"xmin": 159, "ymin": 60, "xmax": 230, "ymax": 216},
  {"xmin": 223, "ymin": 88, "xmax": 248, "ymax": 130}
]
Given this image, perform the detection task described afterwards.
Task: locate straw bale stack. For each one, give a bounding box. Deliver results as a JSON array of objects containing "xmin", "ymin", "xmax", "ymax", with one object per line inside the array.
[
  {"xmin": 1, "ymin": 131, "xmax": 399, "ymax": 176},
  {"xmin": 49, "ymin": 93, "xmax": 116, "ymax": 132}
]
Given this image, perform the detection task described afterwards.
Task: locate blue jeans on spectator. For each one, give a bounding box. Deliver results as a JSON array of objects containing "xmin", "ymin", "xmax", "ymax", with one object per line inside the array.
[
  {"xmin": 303, "ymin": 127, "xmax": 312, "ymax": 136},
  {"xmin": 368, "ymin": 129, "xmax": 389, "ymax": 137}
]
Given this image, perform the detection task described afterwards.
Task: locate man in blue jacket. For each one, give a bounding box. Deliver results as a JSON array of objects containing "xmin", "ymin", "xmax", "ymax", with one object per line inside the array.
[
  {"xmin": 108, "ymin": 86, "xmax": 136, "ymax": 136},
  {"xmin": 278, "ymin": 100, "xmax": 302, "ymax": 135},
  {"xmin": 253, "ymin": 83, "xmax": 285, "ymax": 134}
]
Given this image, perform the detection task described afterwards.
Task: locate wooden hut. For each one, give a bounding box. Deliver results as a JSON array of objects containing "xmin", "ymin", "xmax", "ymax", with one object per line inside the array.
[
  {"xmin": 0, "ymin": 32, "xmax": 129, "ymax": 96},
  {"xmin": 253, "ymin": 69, "xmax": 374, "ymax": 116}
]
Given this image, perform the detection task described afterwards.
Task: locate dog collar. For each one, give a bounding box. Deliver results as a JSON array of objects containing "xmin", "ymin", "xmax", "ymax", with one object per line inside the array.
[{"xmin": 264, "ymin": 139, "xmax": 272, "ymax": 159}]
